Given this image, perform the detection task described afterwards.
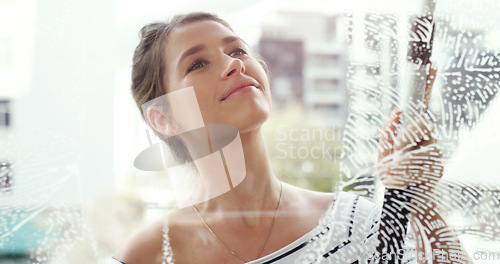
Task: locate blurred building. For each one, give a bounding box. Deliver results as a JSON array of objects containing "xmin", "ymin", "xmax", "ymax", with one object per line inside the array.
[
  {"xmin": 257, "ymin": 11, "xmax": 348, "ymax": 128},
  {"xmin": 258, "ymin": 39, "xmax": 304, "ymax": 104}
]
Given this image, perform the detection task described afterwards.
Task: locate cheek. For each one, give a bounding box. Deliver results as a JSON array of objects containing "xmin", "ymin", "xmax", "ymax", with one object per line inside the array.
[
  {"xmin": 194, "ymin": 89, "xmax": 211, "ymax": 111},
  {"xmin": 169, "ymin": 68, "xmax": 220, "ymax": 120},
  {"xmin": 190, "ymin": 82, "xmax": 217, "ymax": 123},
  {"xmin": 167, "ymin": 78, "xmax": 215, "ymax": 124}
]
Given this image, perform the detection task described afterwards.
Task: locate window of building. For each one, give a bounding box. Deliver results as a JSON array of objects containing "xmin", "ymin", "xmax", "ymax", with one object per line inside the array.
[{"xmin": 0, "ymin": 100, "xmax": 10, "ymax": 128}]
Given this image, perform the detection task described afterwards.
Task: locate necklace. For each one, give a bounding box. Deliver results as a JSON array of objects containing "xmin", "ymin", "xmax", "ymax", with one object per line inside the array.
[{"xmin": 191, "ymin": 182, "xmax": 283, "ymax": 262}]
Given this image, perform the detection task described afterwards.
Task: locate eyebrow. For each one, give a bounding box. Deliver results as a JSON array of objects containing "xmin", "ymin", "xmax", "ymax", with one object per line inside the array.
[{"xmin": 177, "ymin": 36, "xmax": 241, "ymax": 68}]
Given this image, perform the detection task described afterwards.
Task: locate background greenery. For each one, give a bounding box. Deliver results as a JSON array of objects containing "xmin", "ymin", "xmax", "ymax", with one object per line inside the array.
[{"xmin": 263, "ymin": 104, "xmax": 343, "ymax": 192}]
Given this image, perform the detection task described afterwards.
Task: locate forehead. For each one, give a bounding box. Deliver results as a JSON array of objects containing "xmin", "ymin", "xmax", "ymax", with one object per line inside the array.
[{"xmin": 165, "ymin": 20, "xmax": 236, "ymax": 56}]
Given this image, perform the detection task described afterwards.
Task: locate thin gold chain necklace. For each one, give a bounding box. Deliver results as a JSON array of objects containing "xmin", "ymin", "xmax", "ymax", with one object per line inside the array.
[{"xmin": 191, "ymin": 182, "xmax": 283, "ymax": 263}]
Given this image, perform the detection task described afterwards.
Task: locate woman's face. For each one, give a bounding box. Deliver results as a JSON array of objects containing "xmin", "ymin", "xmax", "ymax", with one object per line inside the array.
[{"xmin": 162, "ymin": 20, "xmax": 271, "ymax": 134}]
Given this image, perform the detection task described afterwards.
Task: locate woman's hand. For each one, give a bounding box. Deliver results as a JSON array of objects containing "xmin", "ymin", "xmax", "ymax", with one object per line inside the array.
[
  {"xmin": 376, "ymin": 111, "xmax": 443, "ymax": 194},
  {"xmin": 376, "ymin": 64, "xmax": 442, "ymax": 197}
]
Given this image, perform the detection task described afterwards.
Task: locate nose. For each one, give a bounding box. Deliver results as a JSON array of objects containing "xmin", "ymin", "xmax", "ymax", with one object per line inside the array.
[{"xmin": 221, "ymin": 58, "xmax": 245, "ymax": 79}]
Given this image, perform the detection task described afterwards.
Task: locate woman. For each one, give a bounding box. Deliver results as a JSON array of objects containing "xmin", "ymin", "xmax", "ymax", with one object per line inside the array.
[{"xmin": 113, "ymin": 12, "xmax": 468, "ymax": 264}]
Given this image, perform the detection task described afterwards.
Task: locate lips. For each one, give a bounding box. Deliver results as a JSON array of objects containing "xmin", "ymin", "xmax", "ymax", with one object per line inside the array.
[{"xmin": 220, "ymin": 78, "xmax": 259, "ymax": 101}]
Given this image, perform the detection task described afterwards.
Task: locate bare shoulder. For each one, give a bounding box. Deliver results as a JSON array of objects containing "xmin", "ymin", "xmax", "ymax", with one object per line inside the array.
[
  {"xmin": 113, "ymin": 207, "xmax": 196, "ymax": 264},
  {"xmin": 282, "ymin": 182, "xmax": 336, "ymax": 215},
  {"xmin": 112, "ymin": 216, "xmax": 164, "ymax": 264}
]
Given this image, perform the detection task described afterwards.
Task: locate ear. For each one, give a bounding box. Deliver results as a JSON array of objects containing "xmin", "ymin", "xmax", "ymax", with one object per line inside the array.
[{"xmin": 146, "ymin": 106, "xmax": 179, "ymax": 136}]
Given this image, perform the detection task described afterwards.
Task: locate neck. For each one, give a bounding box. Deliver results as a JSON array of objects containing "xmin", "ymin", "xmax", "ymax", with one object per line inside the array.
[
  {"xmin": 196, "ymin": 128, "xmax": 281, "ymax": 216},
  {"xmin": 230, "ymin": 128, "xmax": 279, "ymax": 206}
]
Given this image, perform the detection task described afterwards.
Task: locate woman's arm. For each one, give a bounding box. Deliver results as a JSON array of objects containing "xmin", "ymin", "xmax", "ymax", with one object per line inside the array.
[
  {"xmin": 375, "ymin": 64, "xmax": 472, "ymax": 263},
  {"xmin": 409, "ymin": 196, "xmax": 471, "ymax": 263},
  {"xmin": 112, "ymin": 219, "xmax": 164, "ymax": 264},
  {"xmin": 376, "ymin": 110, "xmax": 471, "ymax": 263}
]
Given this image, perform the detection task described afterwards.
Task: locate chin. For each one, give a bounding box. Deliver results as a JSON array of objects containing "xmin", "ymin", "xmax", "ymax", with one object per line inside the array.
[
  {"xmin": 238, "ymin": 121, "xmax": 266, "ymax": 135},
  {"xmin": 214, "ymin": 97, "xmax": 271, "ymax": 133},
  {"xmin": 218, "ymin": 106, "xmax": 267, "ymax": 134}
]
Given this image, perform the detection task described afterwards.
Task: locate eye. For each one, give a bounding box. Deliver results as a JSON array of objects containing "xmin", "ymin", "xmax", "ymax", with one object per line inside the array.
[
  {"xmin": 187, "ymin": 59, "xmax": 208, "ymax": 73},
  {"xmin": 229, "ymin": 48, "xmax": 248, "ymax": 57}
]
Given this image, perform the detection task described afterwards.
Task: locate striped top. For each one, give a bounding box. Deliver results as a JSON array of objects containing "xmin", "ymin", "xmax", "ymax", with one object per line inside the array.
[
  {"xmin": 112, "ymin": 192, "xmax": 415, "ymax": 263},
  {"xmin": 245, "ymin": 192, "xmax": 382, "ymax": 263}
]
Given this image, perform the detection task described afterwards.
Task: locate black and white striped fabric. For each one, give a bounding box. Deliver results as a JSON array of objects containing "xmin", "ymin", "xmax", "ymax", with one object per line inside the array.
[
  {"xmin": 110, "ymin": 258, "xmax": 126, "ymax": 264},
  {"xmin": 246, "ymin": 192, "xmax": 382, "ymax": 263},
  {"xmin": 111, "ymin": 192, "xmax": 415, "ymax": 263}
]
